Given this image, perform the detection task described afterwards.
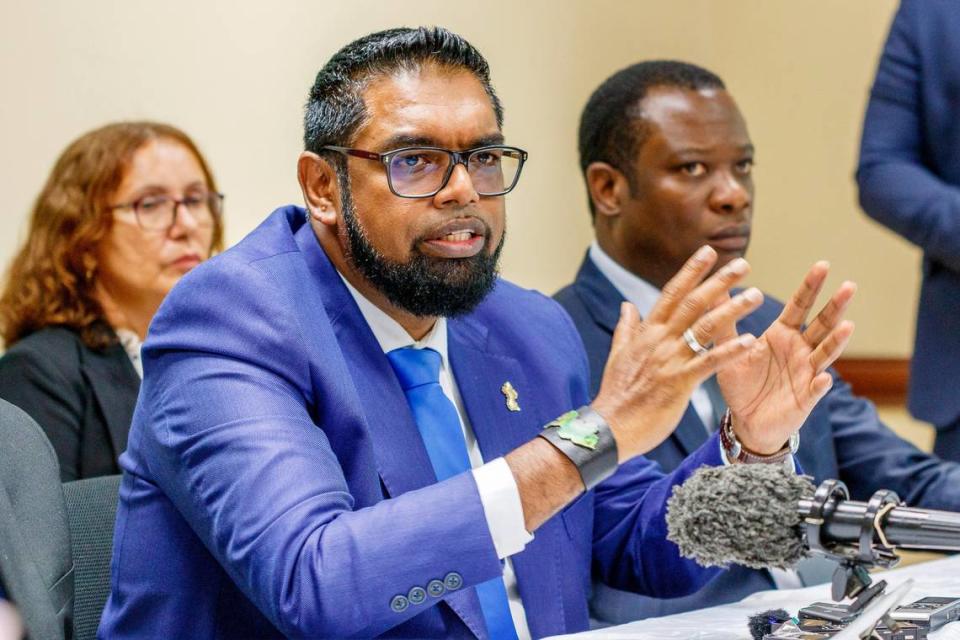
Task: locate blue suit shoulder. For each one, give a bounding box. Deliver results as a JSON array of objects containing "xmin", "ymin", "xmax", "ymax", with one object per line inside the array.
[
  {"xmin": 472, "ymin": 280, "xmax": 587, "ymax": 360},
  {"xmin": 145, "ymin": 206, "xmax": 312, "ymax": 392}
]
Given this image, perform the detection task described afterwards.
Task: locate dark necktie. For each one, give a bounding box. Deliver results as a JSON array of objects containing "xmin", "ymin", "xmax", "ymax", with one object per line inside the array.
[{"xmin": 387, "ymin": 347, "xmax": 519, "ymax": 639}]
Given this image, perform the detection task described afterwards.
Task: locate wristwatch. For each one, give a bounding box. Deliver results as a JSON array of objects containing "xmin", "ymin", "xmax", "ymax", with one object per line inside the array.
[{"xmin": 719, "ymin": 409, "xmax": 799, "ymax": 464}]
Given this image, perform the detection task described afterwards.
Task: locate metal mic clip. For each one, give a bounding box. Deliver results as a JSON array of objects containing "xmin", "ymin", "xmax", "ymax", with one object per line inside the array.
[{"xmin": 801, "ymin": 478, "xmax": 903, "ymax": 606}]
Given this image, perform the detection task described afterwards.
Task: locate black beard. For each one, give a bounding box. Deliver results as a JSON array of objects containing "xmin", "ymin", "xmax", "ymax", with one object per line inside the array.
[{"xmin": 340, "ymin": 190, "xmax": 503, "ymax": 318}]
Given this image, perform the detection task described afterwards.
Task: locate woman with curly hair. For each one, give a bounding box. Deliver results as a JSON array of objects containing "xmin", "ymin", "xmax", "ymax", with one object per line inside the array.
[{"xmin": 0, "ymin": 122, "xmax": 224, "ymax": 480}]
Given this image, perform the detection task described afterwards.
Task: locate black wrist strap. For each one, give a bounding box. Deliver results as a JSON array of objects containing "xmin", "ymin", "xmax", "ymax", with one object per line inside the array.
[{"xmin": 538, "ymin": 406, "xmax": 619, "ymax": 490}]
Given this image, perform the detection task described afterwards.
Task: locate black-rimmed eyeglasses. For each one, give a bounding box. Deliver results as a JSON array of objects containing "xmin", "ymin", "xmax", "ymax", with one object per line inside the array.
[
  {"xmin": 110, "ymin": 191, "xmax": 224, "ymax": 232},
  {"xmin": 322, "ymin": 145, "xmax": 528, "ymax": 198}
]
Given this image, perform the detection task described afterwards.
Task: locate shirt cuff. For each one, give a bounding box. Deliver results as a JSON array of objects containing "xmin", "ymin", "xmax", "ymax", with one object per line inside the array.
[
  {"xmin": 718, "ymin": 440, "xmax": 798, "ymax": 473},
  {"xmin": 472, "ymin": 457, "xmax": 534, "ymax": 559}
]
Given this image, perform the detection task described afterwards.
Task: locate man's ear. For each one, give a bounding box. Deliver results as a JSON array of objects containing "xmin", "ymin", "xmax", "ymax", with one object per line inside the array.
[
  {"xmin": 297, "ymin": 151, "xmax": 339, "ymax": 226},
  {"xmin": 585, "ymin": 162, "xmax": 631, "ymax": 219}
]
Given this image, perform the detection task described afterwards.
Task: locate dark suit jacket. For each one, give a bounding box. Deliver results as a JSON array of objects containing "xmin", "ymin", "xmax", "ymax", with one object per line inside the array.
[
  {"xmin": 0, "ymin": 327, "xmax": 139, "ymax": 481},
  {"xmin": 857, "ymin": 0, "xmax": 960, "ymax": 427},
  {"xmin": 0, "ymin": 399, "xmax": 73, "ymax": 640},
  {"xmin": 556, "ymin": 254, "xmax": 960, "ymax": 620},
  {"xmin": 99, "ymin": 206, "xmax": 724, "ymax": 639}
]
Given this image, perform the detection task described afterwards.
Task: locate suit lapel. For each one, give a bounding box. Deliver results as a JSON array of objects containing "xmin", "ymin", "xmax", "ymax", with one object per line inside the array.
[
  {"xmin": 448, "ymin": 319, "xmax": 539, "ymax": 460},
  {"xmin": 294, "ymin": 224, "xmax": 437, "ymax": 497},
  {"xmin": 82, "ymin": 343, "xmax": 139, "ymax": 458},
  {"xmin": 572, "ymin": 255, "xmax": 621, "ymax": 336},
  {"xmin": 448, "ymin": 317, "xmax": 568, "ymax": 639}
]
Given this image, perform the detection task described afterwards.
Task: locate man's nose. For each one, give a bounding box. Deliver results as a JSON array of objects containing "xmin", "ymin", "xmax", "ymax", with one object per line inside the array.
[
  {"xmin": 433, "ymin": 163, "xmax": 480, "ymax": 208},
  {"xmin": 709, "ymin": 172, "xmax": 751, "ymax": 214}
]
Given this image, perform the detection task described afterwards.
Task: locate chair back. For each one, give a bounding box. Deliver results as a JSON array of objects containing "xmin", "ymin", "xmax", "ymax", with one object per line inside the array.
[
  {"xmin": 0, "ymin": 400, "xmax": 72, "ymax": 640},
  {"xmin": 62, "ymin": 475, "xmax": 121, "ymax": 640}
]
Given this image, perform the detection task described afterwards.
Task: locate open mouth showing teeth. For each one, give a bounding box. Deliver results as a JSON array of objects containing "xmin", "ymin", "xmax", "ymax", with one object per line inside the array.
[{"xmin": 442, "ymin": 232, "xmax": 476, "ymax": 242}]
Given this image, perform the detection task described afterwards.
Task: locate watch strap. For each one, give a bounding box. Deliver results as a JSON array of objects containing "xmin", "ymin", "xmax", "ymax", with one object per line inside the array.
[
  {"xmin": 538, "ymin": 406, "xmax": 618, "ymax": 490},
  {"xmin": 719, "ymin": 409, "xmax": 799, "ymax": 464}
]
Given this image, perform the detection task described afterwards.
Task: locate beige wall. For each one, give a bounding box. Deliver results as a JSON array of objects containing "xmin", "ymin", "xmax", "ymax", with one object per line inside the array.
[{"xmin": 0, "ymin": 0, "xmax": 912, "ymax": 355}]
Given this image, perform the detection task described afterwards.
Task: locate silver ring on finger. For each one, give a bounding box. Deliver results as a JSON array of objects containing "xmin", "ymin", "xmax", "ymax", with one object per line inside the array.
[{"xmin": 683, "ymin": 328, "xmax": 712, "ymax": 355}]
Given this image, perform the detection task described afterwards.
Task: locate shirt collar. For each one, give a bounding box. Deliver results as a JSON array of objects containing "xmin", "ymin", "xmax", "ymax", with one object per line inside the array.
[
  {"xmin": 588, "ymin": 240, "xmax": 661, "ymax": 318},
  {"xmin": 337, "ymin": 272, "xmax": 449, "ymax": 363},
  {"xmin": 114, "ymin": 327, "xmax": 144, "ymax": 379}
]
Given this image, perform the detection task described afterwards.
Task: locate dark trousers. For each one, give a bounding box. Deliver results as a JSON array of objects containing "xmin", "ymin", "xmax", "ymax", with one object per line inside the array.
[{"xmin": 934, "ymin": 417, "xmax": 960, "ymax": 462}]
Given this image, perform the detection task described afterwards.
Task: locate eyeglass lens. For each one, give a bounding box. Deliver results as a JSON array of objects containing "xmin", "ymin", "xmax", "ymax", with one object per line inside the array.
[
  {"xmin": 133, "ymin": 192, "xmax": 222, "ymax": 230},
  {"xmin": 387, "ymin": 148, "xmax": 523, "ymax": 197}
]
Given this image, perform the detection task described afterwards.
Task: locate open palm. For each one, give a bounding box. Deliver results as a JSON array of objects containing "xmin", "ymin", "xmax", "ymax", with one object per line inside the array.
[{"xmin": 717, "ymin": 262, "xmax": 856, "ymax": 455}]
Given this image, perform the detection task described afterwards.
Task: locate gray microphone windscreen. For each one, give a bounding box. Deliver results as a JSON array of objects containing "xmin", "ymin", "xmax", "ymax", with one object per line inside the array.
[{"xmin": 666, "ymin": 464, "xmax": 815, "ymax": 569}]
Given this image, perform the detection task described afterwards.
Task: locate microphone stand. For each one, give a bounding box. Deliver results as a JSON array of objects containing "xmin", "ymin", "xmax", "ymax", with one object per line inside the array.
[{"xmin": 800, "ymin": 478, "xmax": 906, "ymax": 632}]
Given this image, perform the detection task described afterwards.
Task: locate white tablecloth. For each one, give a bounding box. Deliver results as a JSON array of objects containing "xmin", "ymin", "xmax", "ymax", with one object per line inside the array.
[{"xmin": 552, "ymin": 556, "xmax": 960, "ymax": 639}]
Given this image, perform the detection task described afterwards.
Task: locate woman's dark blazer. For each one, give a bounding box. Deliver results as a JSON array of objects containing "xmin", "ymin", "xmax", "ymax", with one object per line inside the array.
[{"xmin": 0, "ymin": 327, "xmax": 140, "ymax": 481}]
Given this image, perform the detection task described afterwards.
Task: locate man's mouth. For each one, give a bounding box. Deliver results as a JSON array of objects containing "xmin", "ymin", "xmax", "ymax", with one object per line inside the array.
[
  {"xmin": 708, "ymin": 225, "xmax": 751, "ymax": 252},
  {"xmin": 420, "ymin": 218, "xmax": 488, "ymax": 259}
]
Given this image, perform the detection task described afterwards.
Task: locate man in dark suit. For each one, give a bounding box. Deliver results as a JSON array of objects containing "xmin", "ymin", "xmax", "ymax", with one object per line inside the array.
[
  {"xmin": 857, "ymin": 0, "xmax": 960, "ymax": 461},
  {"xmin": 99, "ymin": 31, "xmax": 853, "ymax": 639},
  {"xmin": 555, "ymin": 60, "xmax": 960, "ymax": 623}
]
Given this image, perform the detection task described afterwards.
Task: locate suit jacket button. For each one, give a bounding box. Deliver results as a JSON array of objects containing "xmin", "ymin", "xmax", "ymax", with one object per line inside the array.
[
  {"xmin": 390, "ymin": 594, "xmax": 409, "ymax": 613},
  {"xmin": 427, "ymin": 579, "xmax": 446, "ymax": 597},
  {"xmin": 408, "ymin": 586, "xmax": 426, "ymax": 605},
  {"xmin": 443, "ymin": 572, "xmax": 463, "ymax": 591}
]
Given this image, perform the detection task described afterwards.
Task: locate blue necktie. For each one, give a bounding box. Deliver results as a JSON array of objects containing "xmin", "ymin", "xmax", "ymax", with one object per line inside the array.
[{"xmin": 387, "ymin": 347, "xmax": 519, "ymax": 640}]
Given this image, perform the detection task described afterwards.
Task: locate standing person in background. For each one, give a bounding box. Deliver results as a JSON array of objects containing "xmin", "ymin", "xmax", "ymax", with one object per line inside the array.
[
  {"xmin": 857, "ymin": 0, "xmax": 960, "ymax": 460},
  {"xmin": 0, "ymin": 122, "xmax": 224, "ymax": 480}
]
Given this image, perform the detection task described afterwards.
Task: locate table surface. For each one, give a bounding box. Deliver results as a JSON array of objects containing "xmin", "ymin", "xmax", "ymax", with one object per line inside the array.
[{"xmin": 551, "ymin": 555, "xmax": 960, "ymax": 639}]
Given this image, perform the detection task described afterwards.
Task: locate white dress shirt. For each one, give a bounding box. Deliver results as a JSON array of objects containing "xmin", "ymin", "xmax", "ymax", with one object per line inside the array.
[
  {"xmin": 115, "ymin": 328, "xmax": 144, "ymax": 379},
  {"xmin": 339, "ymin": 275, "xmax": 534, "ymax": 639}
]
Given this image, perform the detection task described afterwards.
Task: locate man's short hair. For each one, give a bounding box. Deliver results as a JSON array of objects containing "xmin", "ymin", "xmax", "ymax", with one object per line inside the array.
[
  {"xmin": 304, "ymin": 27, "xmax": 503, "ymax": 169},
  {"xmin": 578, "ymin": 60, "xmax": 725, "ymax": 218}
]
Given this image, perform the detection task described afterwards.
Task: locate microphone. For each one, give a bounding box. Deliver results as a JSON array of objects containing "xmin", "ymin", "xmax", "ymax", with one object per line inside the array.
[{"xmin": 665, "ymin": 464, "xmax": 960, "ymax": 570}]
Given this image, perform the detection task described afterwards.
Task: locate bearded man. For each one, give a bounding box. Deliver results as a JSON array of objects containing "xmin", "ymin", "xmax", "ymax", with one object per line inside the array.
[{"xmin": 100, "ymin": 32, "xmax": 851, "ymax": 639}]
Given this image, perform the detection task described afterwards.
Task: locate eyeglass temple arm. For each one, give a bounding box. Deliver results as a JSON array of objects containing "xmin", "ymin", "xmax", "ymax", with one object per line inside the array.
[{"xmin": 323, "ymin": 146, "xmax": 381, "ymax": 162}]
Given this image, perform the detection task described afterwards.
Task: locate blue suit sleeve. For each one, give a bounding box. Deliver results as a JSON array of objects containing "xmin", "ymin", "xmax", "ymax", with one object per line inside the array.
[
  {"xmin": 827, "ymin": 370, "xmax": 960, "ymax": 511},
  {"xmin": 590, "ymin": 435, "xmax": 722, "ymax": 597},
  {"xmin": 856, "ymin": 1, "xmax": 960, "ymax": 271},
  {"xmin": 136, "ymin": 260, "xmax": 503, "ymax": 638}
]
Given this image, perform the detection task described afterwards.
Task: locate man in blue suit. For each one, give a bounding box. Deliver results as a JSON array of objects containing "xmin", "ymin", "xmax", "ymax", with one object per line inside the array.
[
  {"xmin": 555, "ymin": 60, "xmax": 960, "ymax": 624},
  {"xmin": 857, "ymin": 0, "xmax": 960, "ymax": 461},
  {"xmin": 99, "ymin": 31, "xmax": 851, "ymax": 639}
]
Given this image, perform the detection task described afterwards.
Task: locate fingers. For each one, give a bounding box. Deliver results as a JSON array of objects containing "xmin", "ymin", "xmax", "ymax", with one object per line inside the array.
[
  {"xmin": 685, "ymin": 288, "xmax": 763, "ymax": 350},
  {"xmin": 683, "ymin": 332, "xmax": 757, "ymax": 380},
  {"xmin": 664, "ymin": 257, "xmax": 751, "ymax": 334},
  {"xmin": 607, "ymin": 301, "xmax": 643, "ymax": 355},
  {"xmin": 779, "ymin": 261, "xmax": 830, "ymax": 329},
  {"xmin": 647, "ymin": 246, "xmax": 718, "ymax": 324},
  {"xmin": 803, "ymin": 281, "xmax": 857, "ymax": 346},
  {"xmin": 809, "ymin": 320, "xmax": 855, "ymax": 374}
]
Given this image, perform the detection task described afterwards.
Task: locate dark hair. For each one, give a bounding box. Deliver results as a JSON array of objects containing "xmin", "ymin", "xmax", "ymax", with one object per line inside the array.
[
  {"xmin": 304, "ymin": 26, "xmax": 503, "ymax": 171},
  {"xmin": 0, "ymin": 121, "xmax": 223, "ymax": 349},
  {"xmin": 578, "ymin": 60, "xmax": 725, "ymax": 218}
]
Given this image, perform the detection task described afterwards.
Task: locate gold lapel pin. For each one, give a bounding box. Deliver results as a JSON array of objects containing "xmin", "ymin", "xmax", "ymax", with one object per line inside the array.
[{"xmin": 501, "ymin": 381, "xmax": 521, "ymax": 412}]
